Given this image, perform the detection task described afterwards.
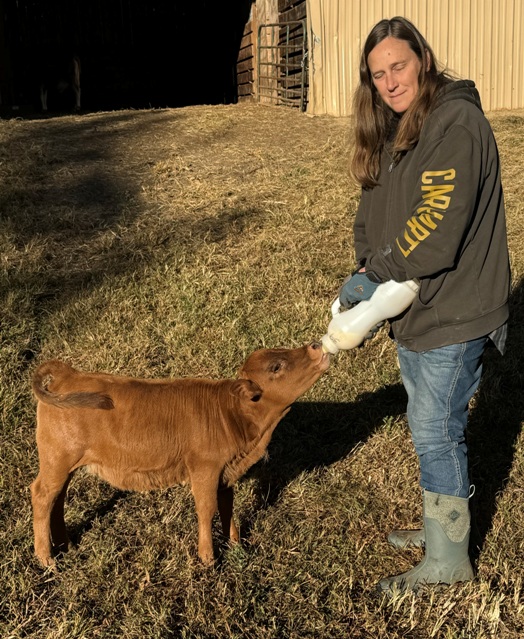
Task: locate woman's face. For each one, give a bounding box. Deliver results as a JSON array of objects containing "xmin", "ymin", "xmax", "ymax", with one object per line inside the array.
[{"xmin": 367, "ymin": 36, "xmax": 422, "ymax": 113}]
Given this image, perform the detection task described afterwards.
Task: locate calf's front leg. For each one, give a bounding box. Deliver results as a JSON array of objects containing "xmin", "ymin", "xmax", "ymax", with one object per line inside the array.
[{"xmin": 190, "ymin": 470, "xmax": 221, "ymax": 564}]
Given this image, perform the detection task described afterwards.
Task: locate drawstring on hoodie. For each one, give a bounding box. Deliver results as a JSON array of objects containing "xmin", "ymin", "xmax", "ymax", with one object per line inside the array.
[{"xmin": 385, "ymin": 147, "xmax": 395, "ymax": 172}]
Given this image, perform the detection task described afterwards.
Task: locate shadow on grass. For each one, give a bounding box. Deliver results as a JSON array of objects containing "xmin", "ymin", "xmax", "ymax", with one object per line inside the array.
[
  {"xmin": 1, "ymin": 110, "xmax": 265, "ymax": 369},
  {"xmin": 236, "ymin": 383, "xmax": 407, "ymax": 544},
  {"xmin": 468, "ymin": 277, "xmax": 524, "ymax": 560},
  {"xmin": 66, "ymin": 489, "xmax": 129, "ymax": 549},
  {"xmin": 253, "ymin": 383, "xmax": 408, "ymax": 491}
]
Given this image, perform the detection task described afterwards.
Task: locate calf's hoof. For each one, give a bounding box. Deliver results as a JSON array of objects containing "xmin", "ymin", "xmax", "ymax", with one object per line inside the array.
[
  {"xmin": 198, "ymin": 546, "xmax": 216, "ymax": 566},
  {"xmin": 36, "ymin": 553, "xmax": 56, "ymax": 568}
]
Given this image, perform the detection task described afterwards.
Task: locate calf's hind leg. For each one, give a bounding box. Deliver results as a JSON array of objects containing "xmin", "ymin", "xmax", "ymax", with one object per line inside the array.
[
  {"xmin": 217, "ymin": 486, "xmax": 240, "ymax": 544},
  {"xmin": 31, "ymin": 469, "xmax": 73, "ymax": 566}
]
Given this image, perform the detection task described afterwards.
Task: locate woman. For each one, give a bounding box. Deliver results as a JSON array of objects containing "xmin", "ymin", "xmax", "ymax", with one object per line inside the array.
[{"xmin": 338, "ymin": 17, "xmax": 511, "ymax": 594}]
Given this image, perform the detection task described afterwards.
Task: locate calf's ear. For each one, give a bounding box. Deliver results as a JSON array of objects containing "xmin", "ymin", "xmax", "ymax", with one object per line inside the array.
[{"xmin": 230, "ymin": 379, "xmax": 263, "ymax": 402}]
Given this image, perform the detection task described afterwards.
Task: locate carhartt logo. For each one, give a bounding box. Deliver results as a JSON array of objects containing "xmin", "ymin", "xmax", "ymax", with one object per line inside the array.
[
  {"xmin": 354, "ymin": 285, "xmax": 364, "ymax": 294},
  {"xmin": 396, "ymin": 168, "xmax": 456, "ymax": 258}
]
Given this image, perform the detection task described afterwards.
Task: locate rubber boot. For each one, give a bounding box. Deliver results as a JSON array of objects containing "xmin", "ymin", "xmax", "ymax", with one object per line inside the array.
[
  {"xmin": 388, "ymin": 527, "xmax": 425, "ymax": 549},
  {"xmin": 378, "ymin": 490, "xmax": 474, "ymax": 594}
]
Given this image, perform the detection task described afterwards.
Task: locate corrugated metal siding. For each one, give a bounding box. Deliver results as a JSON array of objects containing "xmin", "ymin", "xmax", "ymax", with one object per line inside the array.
[{"xmin": 307, "ymin": 0, "xmax": 524, "ymax": 115}]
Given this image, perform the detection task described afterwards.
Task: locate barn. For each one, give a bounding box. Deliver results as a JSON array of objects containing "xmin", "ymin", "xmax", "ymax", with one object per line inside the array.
[{"xmin": 0, "ymin": 0, "xmax": 522, "ymax": 116}]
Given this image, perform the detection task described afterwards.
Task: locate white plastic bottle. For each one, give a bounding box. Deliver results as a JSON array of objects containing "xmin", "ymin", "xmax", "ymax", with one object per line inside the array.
[{"xmin": 321, "ymin": 279, "xmax": 420, "ymax": 354}]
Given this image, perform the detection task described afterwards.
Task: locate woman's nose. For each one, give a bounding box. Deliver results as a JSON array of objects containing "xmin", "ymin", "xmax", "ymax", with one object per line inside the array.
[{"xmin": 385, "ymin": 73, "xmax": 398, "ymax": 92}]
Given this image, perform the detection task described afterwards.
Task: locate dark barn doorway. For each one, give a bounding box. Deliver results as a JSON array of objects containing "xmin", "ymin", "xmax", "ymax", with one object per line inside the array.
[{"xmin": 0, "ymin": 0, "xmax": 253, "ymax": 115}]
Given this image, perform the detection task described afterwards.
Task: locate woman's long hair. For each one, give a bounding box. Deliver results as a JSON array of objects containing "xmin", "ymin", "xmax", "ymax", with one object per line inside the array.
[{"xmin": 351, "ymin": 16, "xmax": 453, "ymax": 188}]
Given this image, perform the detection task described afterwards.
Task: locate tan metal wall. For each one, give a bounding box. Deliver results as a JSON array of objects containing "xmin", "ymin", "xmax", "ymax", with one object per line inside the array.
[{"xmin": 306, "ymin": 0, "xmax": 524, "ymax": 115}]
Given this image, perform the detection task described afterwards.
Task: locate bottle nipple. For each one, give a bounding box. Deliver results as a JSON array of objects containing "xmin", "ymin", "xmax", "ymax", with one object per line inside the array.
[{"xmin": 321, "ymin": 333, "xmax": 340, "ymax": 355}]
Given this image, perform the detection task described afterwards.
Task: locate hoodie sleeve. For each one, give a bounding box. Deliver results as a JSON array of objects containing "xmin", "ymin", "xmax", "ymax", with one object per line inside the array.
[
  {"xmin": 365, "ymin": 121, "xmax": 483, "ymax": 282},
  {"xmin": 354, "ymin": 194, "xmax": 373, "ymax": 266}
]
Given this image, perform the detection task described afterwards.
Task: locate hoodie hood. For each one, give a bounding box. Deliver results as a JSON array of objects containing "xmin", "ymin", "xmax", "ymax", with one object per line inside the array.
[{"xmin": 438, "ymin": 79, "xmax": 483, "ymax": 112}]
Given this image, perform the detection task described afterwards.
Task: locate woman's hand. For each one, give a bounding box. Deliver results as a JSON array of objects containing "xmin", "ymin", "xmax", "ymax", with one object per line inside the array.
[{"xmin": 339, "ymin": 268, "xmax": 382, "ymax": 308}]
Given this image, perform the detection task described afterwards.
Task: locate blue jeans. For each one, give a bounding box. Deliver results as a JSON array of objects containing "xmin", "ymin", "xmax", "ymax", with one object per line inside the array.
[{"xmin": 397, "ymin": 337, "xmax": 487, "ymax": 498}]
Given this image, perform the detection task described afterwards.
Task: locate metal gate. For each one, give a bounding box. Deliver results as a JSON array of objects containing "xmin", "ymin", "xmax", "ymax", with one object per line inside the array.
[{"xmin": 257, "ymin": 20, "xmax": 308, "ymax": 111}]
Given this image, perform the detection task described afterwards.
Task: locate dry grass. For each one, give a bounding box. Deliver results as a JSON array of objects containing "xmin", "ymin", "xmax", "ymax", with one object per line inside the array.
[{"xmin": 1, "ymin": 103, "xmax": 523, "ymax": 638}]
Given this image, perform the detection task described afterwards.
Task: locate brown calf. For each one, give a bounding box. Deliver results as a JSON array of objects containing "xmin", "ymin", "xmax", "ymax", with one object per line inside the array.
[{"xmin": 31, "ymin": 343, "xmax": 329, "ymax": 566}]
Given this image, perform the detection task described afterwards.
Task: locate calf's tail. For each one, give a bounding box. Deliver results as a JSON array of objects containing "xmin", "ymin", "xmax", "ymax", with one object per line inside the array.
[{"xmin": 32, "ymin": 360, "xmax": 114, "ymax": 410}]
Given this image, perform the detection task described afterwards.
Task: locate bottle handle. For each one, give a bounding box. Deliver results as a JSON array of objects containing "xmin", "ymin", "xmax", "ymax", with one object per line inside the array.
[{"xmin": 331, "ymin": 297, "xmax": 342, "ymax": 318}]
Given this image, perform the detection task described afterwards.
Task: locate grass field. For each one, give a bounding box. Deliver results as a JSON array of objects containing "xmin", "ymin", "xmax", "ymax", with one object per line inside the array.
[{"xmin": 1, "ymin": 103, "xmax": 523, "ymax": 638}]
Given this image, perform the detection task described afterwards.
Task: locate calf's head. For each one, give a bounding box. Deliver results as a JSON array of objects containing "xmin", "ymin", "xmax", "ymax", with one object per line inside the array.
[{"xmin": 237, "ymin": 342, "xmax": 329, "ymax": 407}]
